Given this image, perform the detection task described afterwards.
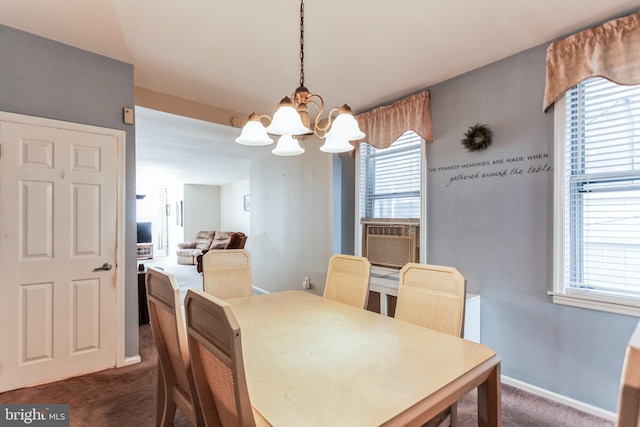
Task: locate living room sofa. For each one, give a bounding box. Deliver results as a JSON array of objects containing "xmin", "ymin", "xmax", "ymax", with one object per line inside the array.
[{"xmin": 176, "ymin": 230, "xmax": 247, "ymax": 265}]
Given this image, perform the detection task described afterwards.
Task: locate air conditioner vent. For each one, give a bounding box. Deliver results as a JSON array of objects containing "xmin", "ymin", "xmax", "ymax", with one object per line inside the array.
[{"xmin": 362, "ymin": 219, "xmax": 419, "ymax": 268}]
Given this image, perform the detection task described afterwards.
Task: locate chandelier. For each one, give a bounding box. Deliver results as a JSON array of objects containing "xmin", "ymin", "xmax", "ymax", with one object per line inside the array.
[{"xmin": 235, "ymin": 0, "xmax": 365, "ymax": 156}]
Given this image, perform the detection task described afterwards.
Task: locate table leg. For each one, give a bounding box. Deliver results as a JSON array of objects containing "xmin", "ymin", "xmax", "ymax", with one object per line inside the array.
[
  {"xmin": 477, "ymin": 362, "xmax": 501, "ymax": 427},
  {"xmin": 380, "ymin": 292, "xmax": 388, "ymax": 316},
  {"xmin": 138, "ymin": 271, "xmax": 150, "ymax": 325}
]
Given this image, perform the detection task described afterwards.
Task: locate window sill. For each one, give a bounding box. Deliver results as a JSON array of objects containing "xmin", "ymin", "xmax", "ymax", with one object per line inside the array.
[{"xmin": 549, "ymin": 291, "xmax": 640, "ymax": 317}]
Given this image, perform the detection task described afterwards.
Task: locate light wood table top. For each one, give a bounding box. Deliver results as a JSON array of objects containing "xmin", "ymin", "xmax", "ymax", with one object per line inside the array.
[{"xmin": 227, "ymin": 290, "xmax": 501, "ymax": 427}]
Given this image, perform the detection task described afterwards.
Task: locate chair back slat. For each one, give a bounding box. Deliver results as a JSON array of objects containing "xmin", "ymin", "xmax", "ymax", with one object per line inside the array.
[
  {"xmin": 185, "ymin": 289, "xmax": 259, "ymax": 427},
  {"xmin": 323, "ymin": 254, "xmax": 371, "ymax": 309},
  {"xmin": 396, "ymin": 263, "xmax": 466, "ymax": 338},
  {"xmin": 145, "ymin": 267, "xmax": 201, "ymax": 426},
  {"xmin": 395, "ymin": 263, "xmax": 466, "ymax": 427},
  {"xmin": 203, "ymin": 249, "xmax": 253, "ymax": 299}
]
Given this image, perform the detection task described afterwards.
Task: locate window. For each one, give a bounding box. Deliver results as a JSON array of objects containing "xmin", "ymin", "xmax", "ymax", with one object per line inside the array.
[
  {"xmin": 357, "ymin": 131, "xmax": 423, "ymax": 268},
  {"xmin": 553, "ymin": 77, "xmax": 640, "ymax": 315},
  {"xmin": 359, "ymin": 130, "xmax": 422, "ymax": 219}
]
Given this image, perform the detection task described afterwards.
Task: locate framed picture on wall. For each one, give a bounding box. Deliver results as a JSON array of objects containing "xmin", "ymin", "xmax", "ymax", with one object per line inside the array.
[{"xmin": 244, "ymin": 194, "xmax": 250, "ymax": 211}]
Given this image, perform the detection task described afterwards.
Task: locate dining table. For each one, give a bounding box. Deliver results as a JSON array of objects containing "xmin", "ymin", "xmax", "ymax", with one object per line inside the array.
[{"xmin": 227, "ymin": 290, "xmax": 501, "ymax": 427}]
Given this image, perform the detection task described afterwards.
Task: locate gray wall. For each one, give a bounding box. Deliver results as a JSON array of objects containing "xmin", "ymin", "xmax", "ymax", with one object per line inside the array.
[
  {"xmin": 183, "ymin": 184, "xmax": 221, "ymax": 240},
  {"xmin": 330, "ymin": 152, "xmax": 356, "ymax": 255},
  {"xmin": 424, "ymin": 44, "xmax": 637, "ymax": 412},
  {"xmin": 249, "ymin": 138, "xmax": 334, "ymax": 294},
  {"xmin": 337, "ymin": 152, "xmax": 356, "ymax": 255},
  {"xmin": 0, "ymin": 25, "xmax": 139, "ymax": 357}
]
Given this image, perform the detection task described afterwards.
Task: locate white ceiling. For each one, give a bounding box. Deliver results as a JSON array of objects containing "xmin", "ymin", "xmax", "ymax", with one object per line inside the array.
[
  {"xmin": 2, "ymin": 0, "xmax": 639, "ymax": 185},
  {"xmin": 134, "ymin": 106, "xmax": 271, "ymax": 186}
]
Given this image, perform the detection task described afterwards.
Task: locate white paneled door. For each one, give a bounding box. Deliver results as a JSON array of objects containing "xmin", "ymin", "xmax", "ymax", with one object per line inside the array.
[{"xmin": 0, "ymin": 114, "xmax": 121, "ymax": 392}]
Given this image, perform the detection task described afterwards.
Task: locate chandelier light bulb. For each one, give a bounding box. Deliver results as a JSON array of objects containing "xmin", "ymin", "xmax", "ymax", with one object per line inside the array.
[
  {"xmin": 325, "ymin": 105, "xmax": 365, "ymax": 141},
  {"xmin": 320, "ymin": 136, "xmax": 354, "ymax": 153},
  {"xmin": 265, "ymin": 98, "xmax": 311, "ymax": 136},
  {"xmin": 271, "ymin": 135, "xmax": 305, "ymax": 156},
  {"xmin": 236, "ymin": 115, "xmax": 274, "ymax": 146}
]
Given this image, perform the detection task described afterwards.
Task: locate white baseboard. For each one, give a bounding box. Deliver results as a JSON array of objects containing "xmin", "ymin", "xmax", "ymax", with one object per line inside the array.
[
  {"xmin": 252, "ymin": 285, "xmax": 270, "ymax": 295},
  {"xmin": 501, "ymin": 375, "xmax": 616, "ymax": 422},
  {"xmin": 122, "ymin": 355, "xmax": 142, "ymax": 366}
]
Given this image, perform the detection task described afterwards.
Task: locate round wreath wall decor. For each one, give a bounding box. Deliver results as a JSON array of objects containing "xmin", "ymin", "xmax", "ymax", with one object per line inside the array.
[{"xmin": 461, "ymin": 123, "xmax": 493, "ymax": 152}]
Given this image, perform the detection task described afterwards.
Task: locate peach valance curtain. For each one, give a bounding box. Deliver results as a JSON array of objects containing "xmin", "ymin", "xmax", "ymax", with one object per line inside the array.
[
  {"xmin": 543, "ymin": 10, "xmax": 640, "ymax": 112},
  {"xmin": 355, "ymin": 91, "xmax": 432, "ymax": 150}
]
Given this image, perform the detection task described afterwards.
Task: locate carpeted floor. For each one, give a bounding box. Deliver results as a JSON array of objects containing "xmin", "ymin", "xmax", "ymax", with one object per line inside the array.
[
  {"xmin": 0, "ymin": 324, "xmax": 615, "ymax": 426},
  {"xmin": 0, "ymin": 324, "xmax": 189, "ymax": 427}
]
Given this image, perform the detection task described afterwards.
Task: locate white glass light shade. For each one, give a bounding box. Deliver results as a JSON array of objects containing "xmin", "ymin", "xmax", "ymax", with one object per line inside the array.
[
  {"xmin": 325, "ymin": 113, "xmax": 365, "ymax": 141},
  {"xmin": 271, "ymin": 135, "xmax": 305, "ymax": 156},
  {"xmin": 266, "ymin": 105, "xmax": 311, "ymax": 136},
  {"xmin": 235, "ymin": 120, "xmax": 274, "ymax": 146},
  {"xmin": 320, "ymin": 136, "xmax": 354, "ymax": 153}
]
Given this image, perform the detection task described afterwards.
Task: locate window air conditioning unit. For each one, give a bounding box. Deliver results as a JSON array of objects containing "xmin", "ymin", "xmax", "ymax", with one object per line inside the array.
[{"xmin": 362, "ymin": 218, "xmax": 420, "ymax": 268}]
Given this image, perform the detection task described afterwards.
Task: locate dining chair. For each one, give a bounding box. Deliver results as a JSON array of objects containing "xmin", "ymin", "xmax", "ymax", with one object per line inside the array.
[
  {"xmin": 184, "ymin": 289, "xmax": 270, "ymax": 427},
  {"xmin": 322, "ymin": 254, "xmax": 372, "ymax": 309},
  {"xmin": 145, "ymin": 267, "xmax": 202, "ymax": 427},
  {"xmin": 616, "ymin": 320, "xmax": 640, "ymax": 427},
  {"xmin": 202, "ymin": 249, "xmax": 253, "ymax": 299},
  {"xmin": 396, "ymin": 262, "xmax": 467, "ymax": 337},
  {"xmin": 395, "ymin": 262, "xmax": 467, "ymax": 427}
]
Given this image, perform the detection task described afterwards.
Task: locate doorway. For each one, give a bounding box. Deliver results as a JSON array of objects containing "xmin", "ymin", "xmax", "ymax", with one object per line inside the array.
[{"xmin": 0, "ymin": 112, "xmax": 126, "ymax": 392}]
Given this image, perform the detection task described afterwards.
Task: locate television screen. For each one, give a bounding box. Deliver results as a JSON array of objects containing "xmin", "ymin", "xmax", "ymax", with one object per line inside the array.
[{"xmin": 137, "ymin": 222, "xmax": 152, "ymax": 243}]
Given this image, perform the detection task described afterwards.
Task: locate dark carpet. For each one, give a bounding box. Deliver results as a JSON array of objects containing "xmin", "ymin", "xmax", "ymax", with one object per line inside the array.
[{"xmin": 0, "ymin": 325, "xmax": 614, "ymax": 426}]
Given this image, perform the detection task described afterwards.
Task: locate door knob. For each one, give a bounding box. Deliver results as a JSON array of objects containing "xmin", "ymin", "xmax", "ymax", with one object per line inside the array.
[{"xmin": 93, "ymin": 262, "xmax": 113, "ymax": 272}]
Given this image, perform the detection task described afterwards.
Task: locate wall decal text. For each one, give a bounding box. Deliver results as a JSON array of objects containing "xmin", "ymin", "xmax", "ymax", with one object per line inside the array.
[{"xmin": 428, "ymin": 153, "xmax": 552, "ymax": 187}]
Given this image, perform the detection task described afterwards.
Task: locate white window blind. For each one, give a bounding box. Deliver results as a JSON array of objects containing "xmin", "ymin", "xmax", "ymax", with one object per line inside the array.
[
  {"xmin": 563, "ymin": 78, "xmax": 640, "ymax": 297},
  {"xmin": 359, "ymin": 130, "xmax": 421, "ymax": 219}
]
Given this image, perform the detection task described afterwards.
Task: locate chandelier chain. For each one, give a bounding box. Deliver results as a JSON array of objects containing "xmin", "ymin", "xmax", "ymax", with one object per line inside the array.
[
  {"xmin": 235, "ymin": 0, "xmax": 363, "ymax": 154},
  {"xmin": 299, "ymin": 0, "xmax": 305, "ymax": 87}
]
